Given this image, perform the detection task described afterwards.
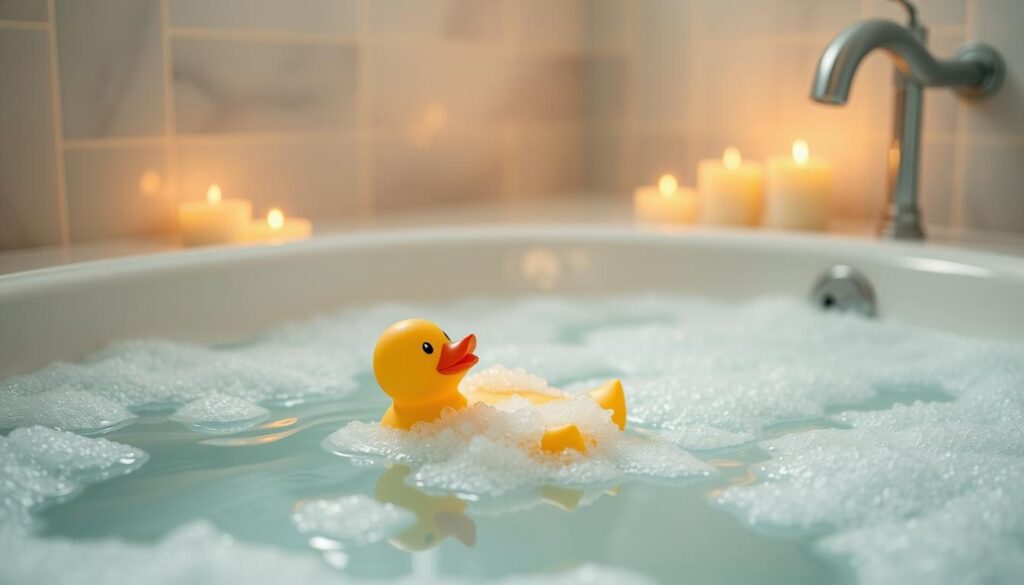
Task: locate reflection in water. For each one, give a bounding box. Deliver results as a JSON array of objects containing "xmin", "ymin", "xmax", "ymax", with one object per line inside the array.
[
  {"xmin": 374, "ymin": 465, "xmax": 622, "ymax": 551},
  {"xmin": 375, "ymin": 465, "xmax": 477, "ymax": 552}
]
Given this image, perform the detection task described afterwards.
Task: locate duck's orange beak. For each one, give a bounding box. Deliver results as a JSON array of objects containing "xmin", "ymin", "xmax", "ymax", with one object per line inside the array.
[{"xmin": 436, "ymin": 334, "xmax": 478, "ymax": 375}]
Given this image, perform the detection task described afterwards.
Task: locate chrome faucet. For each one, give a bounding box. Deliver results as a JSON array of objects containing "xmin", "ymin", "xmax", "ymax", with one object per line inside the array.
[{"xmin": 811, "ymin": 0, "xmax": 1005, "ymax": 240}]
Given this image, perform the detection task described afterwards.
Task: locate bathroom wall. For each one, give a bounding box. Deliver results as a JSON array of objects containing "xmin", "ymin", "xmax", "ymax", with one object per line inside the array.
[
  {"xmin": 596, "ymin": 0, "xmax": 1024, "ymax": 235},
  {"xmin": 1, "ymin": 0, "xmax": 1022, "ymax": 252}
]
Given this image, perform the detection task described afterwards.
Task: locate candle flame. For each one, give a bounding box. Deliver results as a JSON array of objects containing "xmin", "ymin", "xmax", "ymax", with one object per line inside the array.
[
  {"xmin": 267, "ymin": 208, "xmax": 284, "ymax": 230},
  {"xmin": 723, "ymin": 147, "xmax": 742, "ymax": 170},
  {"xmin": 657, "ymin": 173, "xmax": 678, "ymax": 195},
  {"xmin": 792, "ymin": 140, "xmax": 810, "ymax": 165},
  {"xmin": 206, "ymin": 184, "xmax": 222, "ymax": 205}
]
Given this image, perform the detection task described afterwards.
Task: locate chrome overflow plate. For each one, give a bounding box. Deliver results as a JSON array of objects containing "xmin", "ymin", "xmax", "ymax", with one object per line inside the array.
[{"xmin": 810, "ymin": 265, "xmax": 878, "ymax": 318}]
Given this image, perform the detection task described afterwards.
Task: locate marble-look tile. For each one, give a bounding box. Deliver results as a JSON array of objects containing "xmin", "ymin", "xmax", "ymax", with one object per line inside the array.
[
  {"xmin": 65, "ymin": 146, "xmax": 175, "ymax": 242},
  {"xmin": 626, "ymin": 131, "xmax": 702, "ymax": 189},
  {"xmin": 518, "ymin": 0, "xmax": 585, "ymax": 48},
  {"xmin": 373, "ymin": 132, "xmax": 502, "ymax": 211},
  {"xmin": 176, "ymin": 139, "xmax": 359, "ymax": 220},
  {"xmin": 173, "ymin": 38, "xmax": 357, "ymax": 134},
  {"xmin": 517, "ymin": 127, "xmax": 584, "ymax": 198},
  {"xmin": 918, "ymin": 138, "xmax": 956, "ymax": 227},
  {"xmin": 367, "ymin": 0, "xmax": 503, "ymax": 41},
  {"xmin": 170, "ymin": 0, "xmax": 356, "ymax": 35},
  {"xmin": 0, "ymin": 0, "xmax": 47, "ymax": 21},
  {"xmin": 0, "ymin": 29, "xmax": 61, "ymax": 250},
  {"xmin": 965, "ymin": 0, "xmax": 1024, "ymax": 136},
  {"xmin": 630, "ymin": 0, "xmax": 692, "ymax": 126},
  {"xmin": 583, "ymin": 127, "xmax": 628, "ymax": 195},
  {"xmin": 370, "ymin": 47, "xmax": 594, "ymax": 132},
  {"xmin": 701, "ymin": 0, "xmax": 861, "ymax": 40},
  {"xmin": 55, "ymin": 0, "xmax": 165, "ymax": 139},
  {"xmin": 867, "ymin": 0, "xmax": 965, "ymax": 27},
  {"xmin": 962, "ymin": 141, "xmax": 1024, "ymax": 234}
]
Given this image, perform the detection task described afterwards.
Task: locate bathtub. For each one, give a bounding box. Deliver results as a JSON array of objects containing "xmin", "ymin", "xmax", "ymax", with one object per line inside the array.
[{"xmin": 2, "ymin": 224, "xmax": 1023, "ymax": 377}]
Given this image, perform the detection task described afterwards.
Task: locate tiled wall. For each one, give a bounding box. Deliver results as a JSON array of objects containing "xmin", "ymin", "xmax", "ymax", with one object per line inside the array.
[
  {"xmin": 1, "ymin": 0, "xmax": 1022, "ymax": 251},
  {"xmin": 602, "ymin": 0, "xmax": 1024, "ymax": 235},
  {"xmin": 0, "ymin": 0, "xmax": 618, "ymax": 250}
]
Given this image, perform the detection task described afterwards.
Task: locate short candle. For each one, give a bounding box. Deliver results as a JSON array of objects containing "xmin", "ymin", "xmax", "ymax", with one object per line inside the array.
[
  {"xmin": 698, "ymin": 147, "xmax": 764, "ymax": 226},
  {"xmin": 177, "ymin": 184, "xmax": 252, "ymax": 247},
  {"xmin": 764, "ymin": 140, "xmax": 834, "ymax": 231},
  {"xmin": 633, "ymin": 173, "xmax": 698, "ymax": 225}
]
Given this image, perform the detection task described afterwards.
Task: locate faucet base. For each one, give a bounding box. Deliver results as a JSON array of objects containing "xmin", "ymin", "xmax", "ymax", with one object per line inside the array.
[{"xmin": 881, "ymin": 208, "xmax": 925, "ymax": 241}]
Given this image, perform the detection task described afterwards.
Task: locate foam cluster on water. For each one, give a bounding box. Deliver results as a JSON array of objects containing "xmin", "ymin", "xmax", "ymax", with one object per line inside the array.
[
  {"xmin": 0, "ymin": 336, "xmax": 360, "ymax": 433},
  {"xmin": 292, "ymin": 495, "xmax": 415, "ymax": 545},
  {"xmin": 719, "ymin": 341, "xmax": 1024, "ymax": 585},
  {"xmin": 325, "ymin": 366, "xmax": 714, "ymax": 496},
  {"xmin": 2, "ymin": 520, "xmax": 653, "ymax": 585},
  {"xmin": 0, "ymin": 426, "xmax": 147, "ymax": 537},
  {"xmin": 169, "ymin": 393, "xmax": 270, "ymax": 434}
]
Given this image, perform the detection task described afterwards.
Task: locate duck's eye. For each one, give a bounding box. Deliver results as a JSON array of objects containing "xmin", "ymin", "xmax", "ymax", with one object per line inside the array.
[{"xmin": 422, "ymin": 342, "xmax": 434, "ymax": 355}]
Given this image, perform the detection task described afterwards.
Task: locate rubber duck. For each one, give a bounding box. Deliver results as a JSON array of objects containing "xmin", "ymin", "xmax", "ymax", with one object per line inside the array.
[{"xmin": 373, "ymin": 319, "xmax": 626, "ymax": 453}]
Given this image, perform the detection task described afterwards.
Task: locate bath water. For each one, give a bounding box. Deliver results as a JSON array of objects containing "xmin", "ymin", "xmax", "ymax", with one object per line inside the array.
[{"xmin": 2, "ymin": 295, "xmax": 1022, "ymax": 584}]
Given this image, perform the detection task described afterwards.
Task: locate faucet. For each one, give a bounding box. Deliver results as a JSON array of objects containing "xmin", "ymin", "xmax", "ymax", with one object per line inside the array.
[{"xmin": 811, "ymin": 0, "xmax": 1005, "ymax": 240}]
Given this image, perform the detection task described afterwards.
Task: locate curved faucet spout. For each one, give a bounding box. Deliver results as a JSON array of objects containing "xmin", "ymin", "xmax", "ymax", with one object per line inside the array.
[{"xmin": 812, "ymin": 19, "xmax": 993, "ymax": 104}]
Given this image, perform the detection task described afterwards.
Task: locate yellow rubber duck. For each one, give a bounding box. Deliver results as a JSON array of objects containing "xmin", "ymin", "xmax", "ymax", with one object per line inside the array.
[{"xmin": 373, "ymin": 319, "xmax": 627, "ymax": 452}]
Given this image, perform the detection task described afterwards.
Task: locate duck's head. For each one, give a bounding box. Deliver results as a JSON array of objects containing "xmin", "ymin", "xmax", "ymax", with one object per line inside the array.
[{"xmin": 373, "ymin": 319, "xmax": 479, "ymax": 403}]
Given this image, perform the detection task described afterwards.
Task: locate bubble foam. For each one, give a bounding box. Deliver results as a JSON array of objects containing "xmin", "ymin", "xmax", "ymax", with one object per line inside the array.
[
  {"xmin": 291, "ymin": 495, "xmax": 415, "ymax": 545},
  {"xmin": 325, "ymin": 366, "xmax": 714, "ymax": 496},
  {"xmin": 0, "ymin": 426, "xmax": 147, "ymax": 537},
  {"xmin": 169, "ymin": 393, "xmax": 270, "ymax": 434},
  {"xmin": 719, "ymin": 343, "xmax": 1024, "ymax": 585}
]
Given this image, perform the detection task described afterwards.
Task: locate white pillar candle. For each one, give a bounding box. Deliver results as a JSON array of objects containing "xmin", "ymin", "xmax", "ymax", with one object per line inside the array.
[
  {"xmin": 764, "ymin": 140, "xmax": 833, "ymax": 231},
  {"xmin": 633, "ymin": 174, "xmax": 698, "ymax": 224},
  {"xmin": 177, "ymin": 184, "xmax": 252, "ymax": 247},
  {"xmin": 247, "ymin": 208, "xmax": 312, "ymax": 243},
  {"xmin": 698, "ymin": 147, "xmax": 763, "ymax": 226}
]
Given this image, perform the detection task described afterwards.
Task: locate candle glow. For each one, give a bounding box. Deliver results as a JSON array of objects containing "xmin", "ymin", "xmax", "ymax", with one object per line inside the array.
[
  {"xmin": 792, "ymin": 140, "xmax": 810, "ymax": 165},
  {"xmin": 207, "ymin": 184, "xmax": 222, "ymax": 205},
  {"xmin": 268, "ymin": 208, "xmax": 284, "ymax": 230},
  {"xmin": 764, "ymin": 139, "xmax": 833, "ymax": 231},
  {"xmin": 658, "ymin": 174, "xmax": 678, "ymax": 195},
  {"xmin": 723, "ymin": 147, "xmax": 742, "ymax": 170}
]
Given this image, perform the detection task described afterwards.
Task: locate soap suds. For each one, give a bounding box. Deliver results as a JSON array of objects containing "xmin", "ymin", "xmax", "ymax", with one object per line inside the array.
[
  {"xmin": 325, "ymin": 365, "xmax": 714, "ymax": 496},
  {"xmin": 169, "ymin": 393, "xmax": 270, "ymax": 434},
  {"xmin": 292, "ymin": 495, "xmax": 415, "ymax": 545}
]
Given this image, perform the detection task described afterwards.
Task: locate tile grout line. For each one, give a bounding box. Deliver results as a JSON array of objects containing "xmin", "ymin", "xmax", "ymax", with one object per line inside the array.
[
  {"xmin": 43, "ymin": 0, "xmax": 70, "ymax": 250},
  {"xmin": 159, "ymin": 0, "xmax": 180, "ymax": 205},
  {"xmin": 0, "ymin": 19, "xmax": 48, "ymax": 30}
]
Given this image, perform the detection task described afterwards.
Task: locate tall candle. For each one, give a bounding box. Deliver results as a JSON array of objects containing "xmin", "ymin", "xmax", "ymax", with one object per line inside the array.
[
  {"xmin": 633, "ymin": 173, "xmax": 698, "ymax": 224},
  {"xmin": 764, "ymin": 140, "xmax": 833, "ymax": 230},
  {"xmin": 177, "ymin": 184, "xmax": 252, "ymax": 247},
  {"xmin": 247, "ymin": 208, "xmax": 312, "ymax": 243},
  {"xmin": 698, "ymin": 147, "xmax": 763, "ymax": 226}
]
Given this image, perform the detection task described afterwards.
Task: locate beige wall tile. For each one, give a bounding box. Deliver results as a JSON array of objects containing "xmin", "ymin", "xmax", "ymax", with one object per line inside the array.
[
  {"xmin": 0, "ymin": 29, "xmax": 61, "ymax": 250},
  {"xmin": 0, "ymin": 0, "xmax": 47, "ymax": 21},
  {"xmin": 55, "ymin": 0, "xmax": 165, "ymax": 138},
  {"xmin": 170, "ymin": 0, "xmax": 357, "ymax": 35},
  {"xmin": 367, "ymin": 0, "xmax": 503, "ymax": 41},
  {"xmin": 173, "ymin": 38, "xmax": 357, "ymax": 134},
  {"xmin": 176, "ymin": 140, "xmax": 360, "ymax": 220},
  {"xmin": 961, "ymin": 141, "xmax": 1024, "ymax": 234},
  {"xmin": 964, "ymin": 0, "xmax": 1024, "ymax": 137},
  {"xmin": 65, "ymin": 146, "xmax": 174, "ymax": 242}
]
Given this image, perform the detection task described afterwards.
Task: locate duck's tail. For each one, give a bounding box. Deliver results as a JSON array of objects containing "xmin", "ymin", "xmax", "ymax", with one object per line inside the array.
[{"xmin": 587, "ymin": 379, "xmax": 627, "ymax": 430}]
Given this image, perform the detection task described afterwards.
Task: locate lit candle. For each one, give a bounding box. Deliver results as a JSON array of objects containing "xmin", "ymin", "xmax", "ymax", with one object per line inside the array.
[
  {"xmin": 633, "ymin": 173, "xmax": 698, "ymax": 224},
  {"xmin": 697, "ymin": 147, "xmax": 763, "ymax": 226},
  {"xmin": 764, "ymin": 140, "xmax": 834, "ymax": 231},
  {"xmin": 247, "ymin": 207, "xmax": 312, "ymax": 243},
  {"xmin": 177, "ymin": 184, "xmax": 252, "ymax": 247}
]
